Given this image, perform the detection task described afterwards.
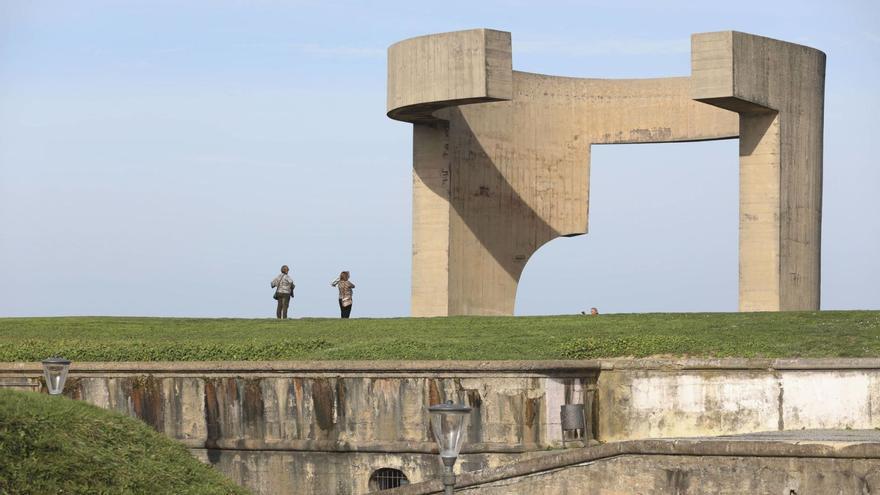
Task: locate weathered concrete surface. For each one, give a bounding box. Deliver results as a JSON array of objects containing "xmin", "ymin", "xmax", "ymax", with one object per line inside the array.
[
  {"xmin": 387, "ymin": 29, "xmax": 512, "ymax": 124},
  {"xmin": 71, "ymin": 373, "xmax": 594, "ymax": 452},
  {"xmin": 4, "ymin": 359, "xmax": 876, "ymax": 494},
  {"xmin": 190, "ymin": 450, "xmax": 544, "ymax": 495},
  {"xmin": 388, "ymin": 29, "xmax": 825, "ymax": 316},
  {"xmin": 0, "ymin": 361, "xmax": 595, "ymax": 495},
  {"xmin": 381, "ymin": 432, "xmax": 880, "ymax": 494},
  {"xmin": 692, "ymin": 32, "xmax": 826, "ymax": 311},
  {"xmin": 597, "ymin": 365, "xmax": 880, "ymax": 441}
]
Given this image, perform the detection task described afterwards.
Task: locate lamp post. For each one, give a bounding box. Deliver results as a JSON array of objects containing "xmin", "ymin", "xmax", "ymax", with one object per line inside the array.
[
  {"xmin": 41, "ymin": 357, "xmax": 71, "ymax": 396},
  {"xmin": 427, "ymin": 400, "xmax": 471, "ymax": 495}
]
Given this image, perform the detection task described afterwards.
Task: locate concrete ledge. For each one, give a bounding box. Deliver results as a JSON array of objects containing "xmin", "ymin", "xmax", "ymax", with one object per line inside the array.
[
  {"xmin": 3, "ymin": 358, "xmax": 880, "ymax": 374},
  {"xmin": 0, "ymin": 360, "xmax": 601, "ymax": 375},
  {"xmin": 597, "ymin": 357, "xmax": 880, "ymax": 370},
  {"xmin": 380, "ymin": 432, "xmax": 880, "ymax": 494}
]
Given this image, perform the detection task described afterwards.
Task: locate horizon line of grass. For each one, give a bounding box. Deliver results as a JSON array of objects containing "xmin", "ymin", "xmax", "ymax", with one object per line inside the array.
[{"xmin": 1, "ymin": 311, "xmax": 878, "ymax": 362}]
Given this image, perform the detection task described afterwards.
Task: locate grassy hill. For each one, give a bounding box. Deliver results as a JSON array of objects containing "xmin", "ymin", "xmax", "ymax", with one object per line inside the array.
[
  {"xmin": 1, "ymin": 311, "xmax": 878, "ymax": 361},
  {"xmin": 0, "ymin": 388, "xmax": 250, "ymax": 495}
]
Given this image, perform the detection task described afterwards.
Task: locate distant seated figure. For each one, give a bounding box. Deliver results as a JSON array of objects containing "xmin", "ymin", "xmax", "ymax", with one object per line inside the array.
[{"xmin": 590, "ymin": 307, "xmax": 599, "ymax": 316}]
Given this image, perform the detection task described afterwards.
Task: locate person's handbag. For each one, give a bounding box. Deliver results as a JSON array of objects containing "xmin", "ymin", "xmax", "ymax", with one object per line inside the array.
[{"xmin": 274, "ymin": 278, "xmax": 293, "ymax": 300}]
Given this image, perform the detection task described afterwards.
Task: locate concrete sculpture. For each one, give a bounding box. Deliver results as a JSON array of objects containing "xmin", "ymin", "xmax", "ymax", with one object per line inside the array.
[{"xmin": 387, "ymin": 30, "xmax": 825, "ymax": 316}]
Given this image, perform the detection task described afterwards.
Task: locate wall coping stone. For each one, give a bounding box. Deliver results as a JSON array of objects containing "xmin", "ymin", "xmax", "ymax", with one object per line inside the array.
[{"xmin": 3, "ymin": 358, "xmax": 880, "ymax": 375}]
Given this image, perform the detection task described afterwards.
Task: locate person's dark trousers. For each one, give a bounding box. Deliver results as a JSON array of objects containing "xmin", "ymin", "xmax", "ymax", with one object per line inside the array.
[
  {"xmin": 277, "ymin": 294, "xmax": 291, "ymax": 319},
  {"xmin": 338, "ymin": 299, "xmax": 352, "ymax": 319}
]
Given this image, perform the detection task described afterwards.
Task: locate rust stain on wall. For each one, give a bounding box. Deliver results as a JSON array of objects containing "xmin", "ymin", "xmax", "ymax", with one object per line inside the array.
[
  {"xmin": 563, "ymin": 378, "xmax": 575, "ymax": 403},
  {"xmin": 665, "ymin": 468, "xmax": 691, "ymax": 491},
  {"xmin": 466, "ymin": 388, "xmax": 483, "ymax": 444},
  {"xmin": 224, "ymin": 377, "xmax": 238, "ymax": 401},
  {"xmin": 525, "ymin": 397, "xmax": 539, "ymax": 427},
  {"xmin": 312, "ymin": 378, "xmax": 336, "ymax": 432},
  {"xmin": 130, "ymin": 375, "xmax": 164, "ymax": 433},
  {"xmin": 335, "ymin": 380, "xmax": 347, "ymax": 422},
  {"xmin": 242, "ymin": 379, "xmax": 266, "ymax": 439},
  {"xmin": 428, "ymin": 379, "xmax": 442, "ymax": 406},
  {"xmin": 467, "ymin": 388, "xmax": 482, "ymax": 408},
  {"xmin": 203, "ymin": 378, "xmax": 222, "ymax": 458},
  {"xmin": 522, "ymin": 396, "xmax": 542, "ymax": 445}
]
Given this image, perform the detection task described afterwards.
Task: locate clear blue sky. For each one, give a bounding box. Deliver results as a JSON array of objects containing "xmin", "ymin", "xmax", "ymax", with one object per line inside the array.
[{"xmin": 1, "ymin": 0, "xmax": 878, "ymax": 317}]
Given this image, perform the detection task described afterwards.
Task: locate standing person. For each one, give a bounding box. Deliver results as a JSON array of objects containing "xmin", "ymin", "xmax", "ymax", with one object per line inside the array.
[
  {"xmin": 271, "ymin": 265, "xmax": 295, "ymax": 319},
  {"xmin": 330, "ymin": 271, "xmax": 355, "ymax": 319}
]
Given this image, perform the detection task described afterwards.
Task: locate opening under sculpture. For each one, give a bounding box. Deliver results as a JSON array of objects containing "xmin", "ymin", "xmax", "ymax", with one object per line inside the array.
[{"xmin": 387, "ymin": 29, "xmax": 825, "ymax": 317}]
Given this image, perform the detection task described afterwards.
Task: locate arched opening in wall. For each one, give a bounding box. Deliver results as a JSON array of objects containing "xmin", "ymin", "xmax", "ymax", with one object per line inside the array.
[
  {"xmin": 514, "ymin": 139, "xmax": 739, "ymax": 315},
  {"xmin": 369, "ymin": 468, "xmax": 410, "ymax": 490}
]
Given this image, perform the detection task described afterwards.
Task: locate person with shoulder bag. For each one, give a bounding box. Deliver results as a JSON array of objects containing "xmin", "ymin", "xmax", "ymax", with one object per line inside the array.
[
  {"xmin": 271, "ymin": 265, "xmax": 295, "ymax": 319},
  {"xmin": 330, "ymin": 271, "xmax": 355, "ymax": 319}
]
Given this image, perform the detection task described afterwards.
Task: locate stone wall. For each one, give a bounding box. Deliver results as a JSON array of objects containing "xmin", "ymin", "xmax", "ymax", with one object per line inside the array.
[
  {"xmin": 596, "ymin": 358, "xmax": 880, "ymax": 441},
  {"xmin": 471, "ymin": 456, "xmax": 878, "ymax": 495},
  {"xmin": 384, "ymin": 437, "xmax": 880, "ymax": 494},
  {"xmin": 0, "ymin": 361, "xmax": 596, "ymax": 495},
  {"xmin": 3, "ymin": 359, "xmax": 879, "ymax": 494}
]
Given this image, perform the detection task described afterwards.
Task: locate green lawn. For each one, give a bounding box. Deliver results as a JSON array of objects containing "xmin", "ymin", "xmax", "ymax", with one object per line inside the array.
[
  {"xmin": 1, "ymin": 311, "xmax": 879, "ymax": 362},
  {"xmin": 0, "ymin": 389, "xmax": 250, "ymax": 495}
]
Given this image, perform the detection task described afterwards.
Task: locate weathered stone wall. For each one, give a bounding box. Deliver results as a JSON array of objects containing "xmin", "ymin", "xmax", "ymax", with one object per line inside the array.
[
  {"xmin": 3, "ymin": 359, "xmax": 879, "ymax": 494},
  {"xmin": 0, "ymin": 361, "xmax": 595, "ymax": 495},
  {"xmin": 469, "ymin": 457, "xmax": 880, "ymax": 495},
  {"xmin": 68, "ymin": 372, "xmax": 593, "ymax": 454},
  {"xmin": 596, "ymin": 359, "xmax": 880, "ymax": 441},
  {"xmin": 190, "ymin": 450, "xmax": 547, "ymax": 494},
  {"xmin": 388, "ymin": 438, "xmax": 880, "ymax": 495}
]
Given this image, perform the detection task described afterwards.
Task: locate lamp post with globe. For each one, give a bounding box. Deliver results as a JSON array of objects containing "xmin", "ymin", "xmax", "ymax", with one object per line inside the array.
[{"xmin": 427, "ymin": 400, "xmax": 472, "ymax": 495}]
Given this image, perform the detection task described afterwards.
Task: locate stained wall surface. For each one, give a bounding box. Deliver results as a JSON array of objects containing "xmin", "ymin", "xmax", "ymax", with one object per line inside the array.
[
  {"xmin": 413, "ymin": 451, "xmax": 880, "ymax": 495},
  {"xmin": 0, "ymin": 361, "xmax": 595, "ymax": 495},
  {"xmin": 597, "ymin": 365, "xmax": 880, "ymax": 441},
  {"xmin": 2, "ymin": 359, "xmax": 877, "ymax": 494},
  {"xmin": 388, "ymin": 29, "xmax": 825, "ymax": 316}
]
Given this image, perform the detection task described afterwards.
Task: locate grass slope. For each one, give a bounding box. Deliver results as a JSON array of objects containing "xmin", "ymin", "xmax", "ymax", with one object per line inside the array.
[
  {"xmin": 0, "ymin": 389, "xmax": 250, "ymax": 495},
  {"xmin": 1, "ymin": 311, "xmax": 879, "ymax": 361}
]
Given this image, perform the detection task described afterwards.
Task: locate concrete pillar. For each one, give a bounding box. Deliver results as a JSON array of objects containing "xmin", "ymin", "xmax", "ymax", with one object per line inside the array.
[
  {"xmin": 412, "ymin": 124, "xmax": 452, "ymax": 316},
  {"xmin": 692, "ymin": 31, "xmax": 825, "ymax": 311}
]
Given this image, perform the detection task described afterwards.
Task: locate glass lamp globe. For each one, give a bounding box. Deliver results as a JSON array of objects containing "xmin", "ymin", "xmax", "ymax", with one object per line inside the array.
[
  {"xmin": 428, "ymin": 400, "xmax": 472, "ymax": 464},
  {"xmin": 41, "ymin": 357, "xmax": 71, "ymax": 396}
]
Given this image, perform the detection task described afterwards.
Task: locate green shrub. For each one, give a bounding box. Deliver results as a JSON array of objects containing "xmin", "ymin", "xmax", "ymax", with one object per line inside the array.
[{"xmin": 0, "ymin": 389, "xmax": 250, "ymax": 495}]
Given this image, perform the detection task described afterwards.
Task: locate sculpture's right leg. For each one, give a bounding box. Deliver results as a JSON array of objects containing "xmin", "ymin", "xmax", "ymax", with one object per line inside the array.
[{"xmin": 692, "ymin": 31, "xmax": 825, "ymax": 311}]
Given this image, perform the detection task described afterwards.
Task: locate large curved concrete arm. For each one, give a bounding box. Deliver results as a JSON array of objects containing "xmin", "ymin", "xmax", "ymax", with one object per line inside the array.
[{"xmin": 387, "ymin": 29, "xmax": 513, "ymax": 123}]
